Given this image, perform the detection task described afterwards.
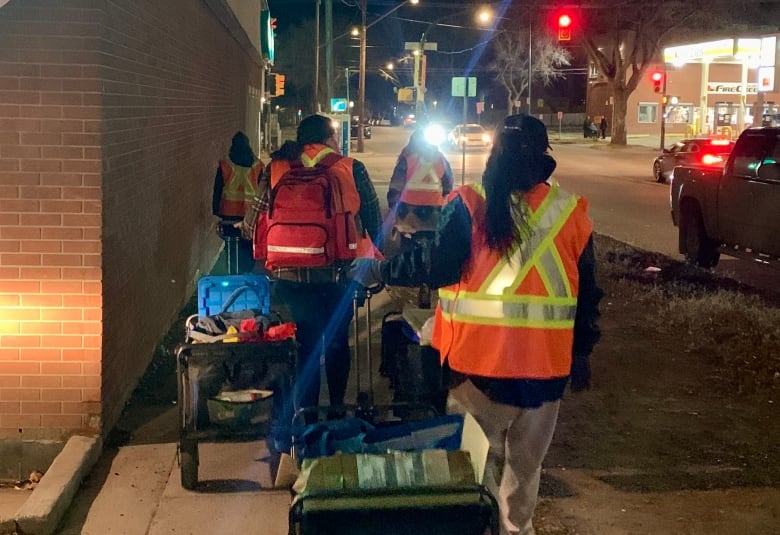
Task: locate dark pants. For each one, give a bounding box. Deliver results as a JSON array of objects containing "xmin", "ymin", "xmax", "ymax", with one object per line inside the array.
[{"xmin": 271, "ymin": 280, "xmax": 353, "ymax": 412}]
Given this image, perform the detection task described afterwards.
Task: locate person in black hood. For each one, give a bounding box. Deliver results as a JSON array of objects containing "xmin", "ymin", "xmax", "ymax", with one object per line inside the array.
[{"xmin": 212, "ymin": 131, "xmax": 264, "ymax": 273}]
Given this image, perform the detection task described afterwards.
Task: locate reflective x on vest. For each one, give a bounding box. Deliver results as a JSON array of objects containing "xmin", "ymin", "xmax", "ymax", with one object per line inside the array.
[
  {"xmin": 400, "ymin": 156, "xmax": 443, "ymax": 206},
  {"xmin": 220, "ymin": 162, "xmax": 258, "ymax": 217},
  {"xmin": 438, "ymin": 183, "xmax": 579, "ymax": 328}
]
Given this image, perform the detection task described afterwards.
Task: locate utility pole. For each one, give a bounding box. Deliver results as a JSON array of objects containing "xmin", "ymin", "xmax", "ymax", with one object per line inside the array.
[
  {"xmin": 325, "ymin": 0, "xmax": 333, "ymax": 108},
  {"xmin": 314, "ymin": 0, "xmax": 320, "ymax": 112},
  {"xmin": 357, "ymin": 0, "xmax": 367, "ymax": 152}
]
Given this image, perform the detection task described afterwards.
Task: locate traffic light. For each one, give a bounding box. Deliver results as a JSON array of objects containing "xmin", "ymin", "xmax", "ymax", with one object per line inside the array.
[
  {"xmin": 557, "ymin": 12, "xmax": 572, "ymax": 41},
  {"xmin": 275, "ymin": 74, "xmax": 285, "ymax": 96},
  {"xmin": 651, "ymin": 70, "xmax": 664, "ymax": 93},
  {"xmin": 269, "ymin": 74, "xmax": 277, "ymax": 96}
]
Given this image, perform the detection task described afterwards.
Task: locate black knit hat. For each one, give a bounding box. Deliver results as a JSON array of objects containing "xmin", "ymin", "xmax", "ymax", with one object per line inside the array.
[{"xmin": 503, "ymin": 114, "xmax": 552, "ymax": 152}]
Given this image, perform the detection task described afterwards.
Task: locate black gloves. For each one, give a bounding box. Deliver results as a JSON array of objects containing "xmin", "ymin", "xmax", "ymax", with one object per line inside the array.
[{"xmin": 570, "ymin": 354, "xmax": 591, "ymax": 393}]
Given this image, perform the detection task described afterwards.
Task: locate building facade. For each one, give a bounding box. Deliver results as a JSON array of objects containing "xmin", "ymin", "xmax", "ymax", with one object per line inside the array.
[
  {"xmin": 588, "ymin": 35, "xmax": 780, "ymax": 140},
  {"xmin": 0, "ymin": 0, "xmax": 270, "ymax": 441}
]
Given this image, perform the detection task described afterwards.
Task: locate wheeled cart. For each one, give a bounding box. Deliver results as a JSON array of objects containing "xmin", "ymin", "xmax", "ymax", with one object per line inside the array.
[
  {"xmin": 287, "ymin": 282, "xmax": 499, "ymax": 534},
  {"xmin": 176, "ymin": 273, "xmax": 297, "ymax": 490},
  {"xmin": 289, "ymin": 476, "xmax": 499, "ymax": 535},
  {"xmin": 176, "ymin": 338, "xmax": 297, "ymax": 489}
]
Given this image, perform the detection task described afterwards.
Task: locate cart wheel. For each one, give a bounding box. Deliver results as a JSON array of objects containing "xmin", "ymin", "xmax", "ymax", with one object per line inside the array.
[{"xmin": 180, "ymin": 438, "xmax": 199, "ymax": 490}]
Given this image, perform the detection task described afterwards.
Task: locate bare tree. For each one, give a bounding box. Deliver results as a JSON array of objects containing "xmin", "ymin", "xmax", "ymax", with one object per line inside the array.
[
  {"xmin": 491, "ymin": 25, "xmax": 571, "ymax": 115},
  {"xmin": 579, "ymin": 0, "xmax": 780, "ymax": 145}
]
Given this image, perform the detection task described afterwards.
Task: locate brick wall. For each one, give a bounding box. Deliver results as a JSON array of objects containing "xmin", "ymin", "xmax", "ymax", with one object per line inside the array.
[{"xmin": 0, "ymin": 0, "xmax": 263, "ymax": 439}]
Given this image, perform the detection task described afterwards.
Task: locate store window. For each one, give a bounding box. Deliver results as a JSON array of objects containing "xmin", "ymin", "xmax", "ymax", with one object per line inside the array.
[
  {"xmin": 638, "ymin": 103, "xmax": 658, "ymax": 123},
  {"xmin": 666, "ymin": 104, "xmax": 693, "ymax": 125}
]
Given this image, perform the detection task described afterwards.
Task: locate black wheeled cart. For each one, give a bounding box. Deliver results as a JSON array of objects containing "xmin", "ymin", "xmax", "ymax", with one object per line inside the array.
[
  {"xmin": 287, "ymin": 285, "xmax": 499, "ymax": 535},
  {"xmin": 289, "ymin": 483, "xmax": 499, "ymax": 535},
  {"xmin": 176, "ymin": 338, "xmax": 296, "ymax": 489},
  {"xmin": 175, "ymin": 274, "xmax": 298, "ymax": 490}
]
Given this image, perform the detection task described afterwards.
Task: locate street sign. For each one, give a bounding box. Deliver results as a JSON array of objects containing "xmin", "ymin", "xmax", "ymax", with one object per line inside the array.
[
  {"xmin": 451, "ymin": 77, "xmax": 477, "ymax": 97},
  {"xmin": 397, "ymin": 87, "xmax": 415, "ymax": 103},
  {"xmin": 330, "ymin": 98, "xmax": 347, "ymax": 113},
  {"xmin": 404, "ymin": 42, "xmax": 438, "ymax": 52},
  {"xmin": 557, "ymin": 111, "xmax": 563, "ymax": 120},
  {"xmin": 476, "ymin": 101, "xmax": 484, "ymax": 115}
]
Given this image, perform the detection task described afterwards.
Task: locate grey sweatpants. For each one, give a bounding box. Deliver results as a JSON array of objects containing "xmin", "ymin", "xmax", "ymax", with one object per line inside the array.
[{"xmin": 447, "ymin": 380, "xmax": 561, "ymax": 535}]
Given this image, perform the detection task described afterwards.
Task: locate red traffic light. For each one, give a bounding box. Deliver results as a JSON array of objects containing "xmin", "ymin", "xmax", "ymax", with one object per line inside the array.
[
  {"xmin": 651, "ymin": 70, "xmax": 664, "ymax": 93},
  {"xmin": 556, "ymin": 12, "xmax": 573, "ymax": 41}
]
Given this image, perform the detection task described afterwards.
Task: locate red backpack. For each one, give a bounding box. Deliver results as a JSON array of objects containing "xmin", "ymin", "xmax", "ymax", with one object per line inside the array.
[{"xmin": 254, "ymin": 153, "xmax": 359, "ymax": 269}]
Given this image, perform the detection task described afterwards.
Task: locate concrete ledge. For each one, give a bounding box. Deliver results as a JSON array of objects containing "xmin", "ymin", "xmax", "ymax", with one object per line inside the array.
[{"xmin": 15, "ymin": 435, "xmax": 102, "ymax": 535}]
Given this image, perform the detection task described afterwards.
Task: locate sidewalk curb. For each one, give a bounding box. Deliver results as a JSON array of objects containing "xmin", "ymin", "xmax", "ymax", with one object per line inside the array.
[{"xmin": 14, "ymin": 435, "xmax": 102, "ymax": 535}]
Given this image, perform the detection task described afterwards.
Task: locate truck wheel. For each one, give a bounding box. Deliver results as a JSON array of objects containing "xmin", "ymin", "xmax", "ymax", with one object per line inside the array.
[
  {"xmin": 653, "ymin": 162, "xmax": 665, "ymax": 183},
  {"xmin": 180, "ymin": 438, "xmax": 198, "ymax": 490},
  {"xmin": 681, "ymin": 209, "xmax": 720, "ymax": 268}
]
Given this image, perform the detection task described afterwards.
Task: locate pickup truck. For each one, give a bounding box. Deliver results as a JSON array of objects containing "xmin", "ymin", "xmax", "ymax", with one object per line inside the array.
[{"xmin": 670, "ymin": 127, "xmax": 780, "ymax": 268}]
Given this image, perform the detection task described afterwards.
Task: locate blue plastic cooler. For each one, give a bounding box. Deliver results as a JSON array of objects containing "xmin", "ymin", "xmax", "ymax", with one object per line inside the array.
[{"xmin": 197, "ymin": 274, "xmax": 271, "ymax": 317}]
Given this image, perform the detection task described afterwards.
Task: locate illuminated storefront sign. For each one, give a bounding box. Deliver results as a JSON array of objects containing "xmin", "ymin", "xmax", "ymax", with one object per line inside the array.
[{"xmin": 706, "ymin": 82, "xmax": 758, "ymax": 94}]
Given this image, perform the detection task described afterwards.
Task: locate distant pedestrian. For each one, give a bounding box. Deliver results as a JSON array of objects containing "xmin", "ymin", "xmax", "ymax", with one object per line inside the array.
[
  {"xmin": 388, "ymin": 128, "xmax": 454, "ymax": 235},
  {"xmin": 599, "ymin": 116, "xmax": 608, "ymax": 139},
  {"xmin": 583, "ymin": 116, "xmax": 593, "ymax": 139},
  {"xmin": 212, "ymin": 131, "xmax": 264, "ymax": 273}
]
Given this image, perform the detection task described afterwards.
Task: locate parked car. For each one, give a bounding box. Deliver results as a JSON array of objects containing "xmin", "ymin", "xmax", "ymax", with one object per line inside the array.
[
  {"xmin": 653, "ymin": 137, "xmax": 735, "ymax": 183},
  {"xmin": 350, "ymin": 117, "xmax": 372, "ymax": 139},
  {"xmin": 448, "ymin": 124, "xmax": 492, "ymax": 148}
]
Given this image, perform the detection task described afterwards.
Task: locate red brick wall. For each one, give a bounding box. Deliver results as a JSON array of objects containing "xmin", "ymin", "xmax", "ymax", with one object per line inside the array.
[{"xmin": 0, "ymin": 0, "xmax": 262, "ymax": 439}]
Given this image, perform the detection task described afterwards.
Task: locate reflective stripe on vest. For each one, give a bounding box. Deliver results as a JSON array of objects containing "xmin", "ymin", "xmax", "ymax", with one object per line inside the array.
[
  {"xmin": 220, "ymin": 160, "xmax": 260, "ymax": 217},
  {"xmin": 399, "ymin": 154, "xmax": 445, "ymax": 205},
  {"xmin": 438, "ymin": 182, "xmax": 579, "ymax": 329}
]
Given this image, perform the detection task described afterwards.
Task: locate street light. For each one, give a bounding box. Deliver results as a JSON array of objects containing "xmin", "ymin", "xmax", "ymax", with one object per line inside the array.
[
  {"xmin": 411, "ymin": 7, "xmax": 494, "ymax": 117},
  {"xmin": 355, "ymin": 0, "xmax": 419, "ymax": 152}
]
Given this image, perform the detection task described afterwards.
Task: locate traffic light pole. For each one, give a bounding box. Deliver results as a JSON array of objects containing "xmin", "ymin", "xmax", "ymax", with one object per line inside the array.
[{"xmin": 660, "ymin": 71, "xmax": 667, "ymax": 151}]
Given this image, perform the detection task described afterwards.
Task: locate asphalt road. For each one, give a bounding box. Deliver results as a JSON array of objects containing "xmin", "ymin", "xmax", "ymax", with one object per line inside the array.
[{"xmin": 361, "ymin": 126, "xmax": 778, "ymax": 299}]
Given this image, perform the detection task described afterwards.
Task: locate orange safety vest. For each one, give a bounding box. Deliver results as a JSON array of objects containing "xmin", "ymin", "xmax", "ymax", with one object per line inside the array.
[
  {"xmin": 398, "ymin": 151, "xmax": 447, "ymax": 206},
  {"xmin": 432, "ymin": 182, "xmax": 592, "ymax": 379},
  {"xmin": 218, "ymin": 158, "xmax": 264, "ymax": 218},
  {"xmin": 267, "ymin": 145, "xmax": 381, "ymax": 260}
]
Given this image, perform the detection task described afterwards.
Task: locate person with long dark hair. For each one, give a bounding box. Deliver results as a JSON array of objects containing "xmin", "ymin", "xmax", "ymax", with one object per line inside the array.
[{"xmin": 350, "ymin": 114, "xmax": 602, "ymax": 535}]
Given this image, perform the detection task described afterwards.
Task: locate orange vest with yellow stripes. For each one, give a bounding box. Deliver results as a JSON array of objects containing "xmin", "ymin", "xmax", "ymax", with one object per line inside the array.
[
  {"xmin": 218, "ymin": 158, "xmax": 264, "ymax": 217},
  {"xmin": 432, "ymin": 182, "xmax": 592, "ymax": 379},
  {"xmin": 398, "ymin": 151, "xmax": 447, "ymax": 206}
]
